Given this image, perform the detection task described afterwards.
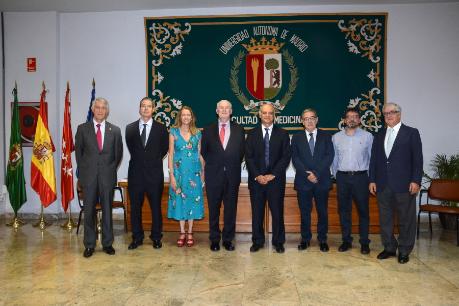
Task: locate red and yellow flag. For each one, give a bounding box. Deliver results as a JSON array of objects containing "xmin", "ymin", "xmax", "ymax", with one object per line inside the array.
[
  {"xmin": 31, "ymin": 82, "xmax": 56, "ymax": 207},
  {"xmin": 60, "ymin": 82, "xmax": 74, "ymax": 212}
]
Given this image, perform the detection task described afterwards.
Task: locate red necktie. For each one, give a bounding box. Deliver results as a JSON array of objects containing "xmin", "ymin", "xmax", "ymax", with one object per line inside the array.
[
  {"xmin": 96, "ymin": 123, "xmax": 102, "ymax": 152},
  {"xmin": 219, "ymin": 124, "xmax": 226, "ymax": 146}
]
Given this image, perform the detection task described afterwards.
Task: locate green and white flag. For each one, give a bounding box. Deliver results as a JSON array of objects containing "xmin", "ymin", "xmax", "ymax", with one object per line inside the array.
[{"xmin": 6, "ymin": 83, "xmax": 27, "ymax": 213}]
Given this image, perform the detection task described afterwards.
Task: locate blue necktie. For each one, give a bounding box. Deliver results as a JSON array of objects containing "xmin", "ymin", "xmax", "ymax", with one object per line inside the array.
[
  {"xmin": 308, "ymin": 132, "xmax": 315, "ymax": 156},
  {"xmin": 141, "ymin": 124, "xmax": 147, "ymax": 148},
  {"xmin": 264, "ymin": 128, "xmax": 270, "ymax": 169}
]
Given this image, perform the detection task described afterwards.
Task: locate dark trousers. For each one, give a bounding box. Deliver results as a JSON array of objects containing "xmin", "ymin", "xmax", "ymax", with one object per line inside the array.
[
  {"xmin": 83, "ymin": 179, "xmax": 114, "ymax": 248},
  {"xmin": 250, "ymin": 182, "xmax": 286, "ymax": 246},
  {"xmin": 206, "ymin": 174, "xmax": 239, "ymax": 243},
  {"xmin": 336, "ymin": 172, "xmax": 370, "ymax": 245},
  {"xmin": 377, "ymin": 187, "xmax": 416, "ymax": 255},
  {"xmin": 128, "ymin": 182, "xmax": 164, "ymax": 242},
  {"xmin": 297, "ymin": 187, "xmax": 329, "ymax": 243}
]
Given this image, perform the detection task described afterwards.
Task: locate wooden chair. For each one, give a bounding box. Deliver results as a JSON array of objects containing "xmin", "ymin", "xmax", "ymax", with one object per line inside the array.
[
  {"xmin": 417, "ymin": 179, "xmax": 459, "ymax": 246},
  {"xmin": 76, "ymin": 181, "xmax": 127, "ymax": 234}
]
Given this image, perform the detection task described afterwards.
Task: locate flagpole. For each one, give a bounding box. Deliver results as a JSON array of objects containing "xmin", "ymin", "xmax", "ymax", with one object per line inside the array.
[
  {"xmin": 33, "ymin": 204, "xmax": 52, "ymax": 230},
  {"xmin": 6, "ymin": 212, "xmax": 26, "ymax": 229},
  {"xmin": 60, "ymin": 206, "xmax": 76, "ymax": 230}
]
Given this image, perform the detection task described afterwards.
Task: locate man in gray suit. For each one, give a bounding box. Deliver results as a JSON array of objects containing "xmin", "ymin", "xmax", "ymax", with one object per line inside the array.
[{"xmin": 75, "ymin": 97, "xmax": 123, "ymax": 258}]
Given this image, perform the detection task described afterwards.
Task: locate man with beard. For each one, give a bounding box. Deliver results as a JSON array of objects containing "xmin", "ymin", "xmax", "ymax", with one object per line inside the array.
[{"xmin": 332, "ymin": 108, "xmax": 373, "ymax": 254}]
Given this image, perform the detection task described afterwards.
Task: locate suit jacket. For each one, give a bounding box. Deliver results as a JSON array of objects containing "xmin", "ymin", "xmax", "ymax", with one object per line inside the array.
[
  {"xmin": 369, "ymin": 123, "xmax": 423, "ymax": 193},
  {"xmin": 75, "ymin": 121, "xmax": 123, "ymax": 188},
  {"xmin": 245, "ymin": 124, "xmax": 291, "ymax": 190},
  {"xmin": 201, "ymin": 121, "xmax": 245, "ymax": 187},
  {"xmin": 291, "ymin": 129, "xmax": 334, "ymax": 191},
  {"xmin": 125, "ymin": 120, "xmax": 169, "ymax": 186}
]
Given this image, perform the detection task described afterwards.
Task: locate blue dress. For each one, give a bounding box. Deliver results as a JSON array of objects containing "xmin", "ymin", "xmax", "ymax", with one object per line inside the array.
[{"xmin": 167, "ymin": 128, "xmax": 204, "ymax": 220}]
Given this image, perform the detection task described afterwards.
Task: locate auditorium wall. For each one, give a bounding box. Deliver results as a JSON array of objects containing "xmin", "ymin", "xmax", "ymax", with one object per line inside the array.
[{"xmin": 2, "ymin": 3, "xmax": 459, "ymax": 215}]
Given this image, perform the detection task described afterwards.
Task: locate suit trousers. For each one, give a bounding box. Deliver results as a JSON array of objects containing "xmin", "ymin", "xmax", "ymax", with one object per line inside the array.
[
  {"xmin": 297, "ymin": 187, "xmax": 329, "ymax": 243},
  {"xmin": 377, "ymin": 187, "xmax": 416, "ymax": 255},
  {"xmin": 206, "ymin": 173, "xmax": 239, "ymax": 243},
  {"xmin": 336, "ymin": 172, "xmax": 370, "ymax": 245},
  {"xmin": 129, "ymin": 182, "xmax": 164, "ymax": 241},
  {"xmin": 250, "ymin": 182, "xmax": 286, "ymax": 246},
  {"xmin": 83, "ymin": 178, "xmax": 114, "ymax": 248}
]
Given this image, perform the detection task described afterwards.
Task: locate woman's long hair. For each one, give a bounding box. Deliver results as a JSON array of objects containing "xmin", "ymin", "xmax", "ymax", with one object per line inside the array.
[{"xmin": 173, "ymin": 106, "xmax": 198, "ymax": 135}]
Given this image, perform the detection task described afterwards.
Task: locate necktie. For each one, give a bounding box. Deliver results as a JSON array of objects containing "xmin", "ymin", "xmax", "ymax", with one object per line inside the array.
[
  {"xmin": 264, "ymin": 128, "xmax": 270, "ymax": 168},
  {"xmin": 219, "ymin": 123, "xmax": 226, "ymax": 146},
  {"xmin": 308, "ymin": 132, "xmax": 315, "ymax": 156},
  {"xmin": 96, "ymin": 123, "xmax": 102, "ymax": 152},
  {"xmin": 141, "ymin": 123, "xmax": 147, "ymax": 148},
  {"xmin": 385, "ymin": 127, "xmax": 395, "ymax": 157}
]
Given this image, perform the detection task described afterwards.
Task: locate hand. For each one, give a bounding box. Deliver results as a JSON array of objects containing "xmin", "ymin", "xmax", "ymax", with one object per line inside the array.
[
  {"xmin": 409, "ymin": 182, "xmax": 420, "ymax": 195},
  {"xmin": 265, "ymin": 174, "xmax": 276, "ymax": 182},
  {"xmin": 256, "ymin": 175, "xmax": 268, "ymax": 185},
  {"xmin": 170, "ymin": 176, "xmax": 177, "ymax": 192},
  {"xmin": 369, "ymin": 183, "xmax": 377, "ymax": 196},
  {"xmin": 306, "ymin": 171, "xmax": 318, "ymax": 184}
]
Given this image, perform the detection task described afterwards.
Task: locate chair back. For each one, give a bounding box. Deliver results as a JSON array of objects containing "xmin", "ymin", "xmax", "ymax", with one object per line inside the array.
[
  {"xmin": 76, "ymin": 180, "xmax": 84, "ymax": 209},
  {"xmin": 428, "ymin": 179, "xmax": 459, "ymax": 202}
]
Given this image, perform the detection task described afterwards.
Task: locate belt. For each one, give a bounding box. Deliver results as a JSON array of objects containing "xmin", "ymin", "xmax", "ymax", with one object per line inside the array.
[{"xmin": 337, "ymin": 170, "xmax": 367, "ymax": 175}]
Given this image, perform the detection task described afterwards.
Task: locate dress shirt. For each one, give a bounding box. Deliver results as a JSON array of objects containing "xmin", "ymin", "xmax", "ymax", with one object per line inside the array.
[
  {"xmin": 384, "ymin": 121, "xmax": 401, "ymax": 155},
  {"xmin": 139, "ymin": 118, "xmax": 153, "ymax": 143},
  {"xmin": 331, "ymin": 127, "xmax": 373, "ymax": 176},
  {"xmin": 261, "ymin": 124, "xmax": 273, "ymax": 140},
  {"xmin": 93, "ymin": 119, "xmax": 106, "ymax": 149},
  {"xmin": 218, "ymin": 120, "xmax": 231, "ymax": 149}
]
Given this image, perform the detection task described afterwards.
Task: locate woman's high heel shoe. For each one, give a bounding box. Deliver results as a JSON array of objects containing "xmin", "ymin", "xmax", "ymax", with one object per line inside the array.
[
  {"xmin": 177, "ymin": 232, "xmax": 186, "ymax": 247},
  {"xmin": 186, "ymin": 232, "xmax": 194, "ymax": 247}
]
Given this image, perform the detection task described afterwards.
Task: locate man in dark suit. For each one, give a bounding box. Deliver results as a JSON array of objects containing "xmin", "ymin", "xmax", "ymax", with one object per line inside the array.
[
  {"xmin": 125, "ymin": 97, "xmax": 169, "ymax": 250},
  {"xmin": 75, "ymin": 97, "xmax": 123, "ymax": 258},
  {"xmin": 201, "ymin": 100, "xmax": 245, "ymax": 252},
  {"xmin": 369, "ymin": 102, "xmax": 423, "ymax": 264},
  {"xmin": 291, "ymin": 108, "xmax": 334, "ymax": 252},
  {"xmin": 245, "ymin": 103, "xmax": 291, "ymax": 253}
]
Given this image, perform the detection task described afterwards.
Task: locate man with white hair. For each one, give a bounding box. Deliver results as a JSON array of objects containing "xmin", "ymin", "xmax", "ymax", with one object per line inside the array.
[
  {"xmin": 201, "ymin": 100, "xmax": 245, "ymax": 251},
  {"xmin": 369, "ymin": 102, "xmax": 423, "ymax": 264}
]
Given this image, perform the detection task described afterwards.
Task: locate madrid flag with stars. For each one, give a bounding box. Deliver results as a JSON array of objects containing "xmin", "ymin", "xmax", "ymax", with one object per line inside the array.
[{"xmin": 61, "ymin": 82, "xmax": 74, "ymax": 212}]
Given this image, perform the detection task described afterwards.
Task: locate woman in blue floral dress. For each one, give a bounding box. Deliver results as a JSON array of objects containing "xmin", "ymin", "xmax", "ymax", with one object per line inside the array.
[{"xmin": 168, "ymin": 106, "xmax": 204, "ymax": 247}]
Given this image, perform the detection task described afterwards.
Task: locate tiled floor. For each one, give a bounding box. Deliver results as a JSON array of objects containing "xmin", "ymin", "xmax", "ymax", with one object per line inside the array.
[{"xmin": 0, "ymin": 217, "xmax": 458, "ymax": 305}]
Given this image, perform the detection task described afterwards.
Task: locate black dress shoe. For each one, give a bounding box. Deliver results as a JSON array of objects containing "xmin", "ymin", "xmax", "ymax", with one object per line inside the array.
[
  {"xmin": 398, "ymin": 254, "xmax": 410, "ymax": 264},
  {"xmin": 210, "ymin": 242, "xmax": 220, "ymax": 252},
  {"xmin": 250, "ymin": 243, "xmax": 263, "ymax": 253},
  {"xmin": 103, "ymin": 246, "xmax": 116, "ymax": 255},
  {"xmin": 297, "ymin": 241, "xmax": 310, "ymax": 251},
  {"xmin": 319, "ymin": 242, "xmax": 329, "ymax": 252},
  {"xmin": 377, "ymin": 250, "xmax": 396, "ymax": 260},
  {"xmin": 274, "ymin": 244, "xmax": 285, "ymax": 253},
  {"xmin": 152, "ymin": 240, "xmax": 162, "ymax": 249},
  {"xmin": 222, "ymin": 241, "xmax": 235, "ymax": 251},
  {"xmin": 360, "ymin": 244, "xmax": 370, "ymax": 255},
  {"xmin": 338, "ymin": 242, "xmax": 352, "ymax": 252},
  {"xmin": 128, "ymin": 240, "xmax": 143, "ymax": 250},
  {"xmin": 83, "ymin": 248, "xmax": 94, "ymax": 258}
]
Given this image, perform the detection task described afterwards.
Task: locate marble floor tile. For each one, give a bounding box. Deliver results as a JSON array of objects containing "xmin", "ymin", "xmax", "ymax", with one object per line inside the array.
[{"xmin": 0, "ymin": 218, "xmax": 458, "ymax": 306}]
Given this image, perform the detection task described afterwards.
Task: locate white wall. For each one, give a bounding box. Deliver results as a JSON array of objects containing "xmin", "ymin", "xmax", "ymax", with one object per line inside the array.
[{"xmin": 3, "ymin": 3, "xmax": 459, "ymax": 214}]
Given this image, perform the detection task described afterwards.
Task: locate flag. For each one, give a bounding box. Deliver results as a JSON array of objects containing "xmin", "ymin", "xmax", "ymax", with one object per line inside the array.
[
  {"xmin": 31, "ymin": 82, "xmax": 57, "ymax": 207},
  {"xmin": 60, "ymin": 82, "xmax": 74, "ymax": 212},
  {"xmin": 6, "ymin": 82, "xmax": 27, "ymax": 214},
  {"xmin": 86, "ymin": 78, "xmax": 95, "ymax": 122}
]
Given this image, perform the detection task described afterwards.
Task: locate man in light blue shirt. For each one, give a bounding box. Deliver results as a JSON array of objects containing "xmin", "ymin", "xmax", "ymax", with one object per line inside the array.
[{"xmin": 332, "ymin": 108, "xmax": 373, "ymax": 254}]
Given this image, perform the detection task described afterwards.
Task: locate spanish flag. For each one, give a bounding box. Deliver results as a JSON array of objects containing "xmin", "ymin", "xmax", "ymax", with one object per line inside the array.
[{"xmin": 31, "ymin": 82, "xmax": 56, "ymax": 207}]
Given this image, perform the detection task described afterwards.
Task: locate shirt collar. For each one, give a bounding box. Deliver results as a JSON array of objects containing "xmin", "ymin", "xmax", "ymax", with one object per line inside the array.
[
  {"xmin": 389, "ymin": 121, "xmax": 402, "ymax": 133},
  {"xmin": 93, "ymin": 119, "xmax": 105, "ymax": 127},
  {"xmin": 218, "ymin": 119, "xmax": 230, "ymax": 128},
  {"xmin": 262, "ymin": 124, "xmax": 273, "ymax": 131},
  {"xmin": 305, "ymin": 128, "xmax": 317, "ymax": 136},
  {"xmin": 140, "ymin": 118, "xmax": 153, "ymax": 126}
]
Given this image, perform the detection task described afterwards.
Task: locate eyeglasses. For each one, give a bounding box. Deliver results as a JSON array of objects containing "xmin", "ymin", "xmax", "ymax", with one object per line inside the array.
[
  {"xmin": 302, "ymin": 117, "xmax": 317, "ymax": 122},
  {"xmin": 383, "ymin": 110, "xmax": 400, "ymax": 116}
]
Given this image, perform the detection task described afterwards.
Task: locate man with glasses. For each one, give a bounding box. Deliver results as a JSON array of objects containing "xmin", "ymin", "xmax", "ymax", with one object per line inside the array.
[
  {"xmin": 332, "ymin": 108, "xmax": 373, "ymax": 254},
  {"xmin": 369, "ymin": 103, "xmax": 423, "ymax": 264},
  {"xmin": 291, "ymin": 108, "xmax": 334, "ymax": 252}
]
